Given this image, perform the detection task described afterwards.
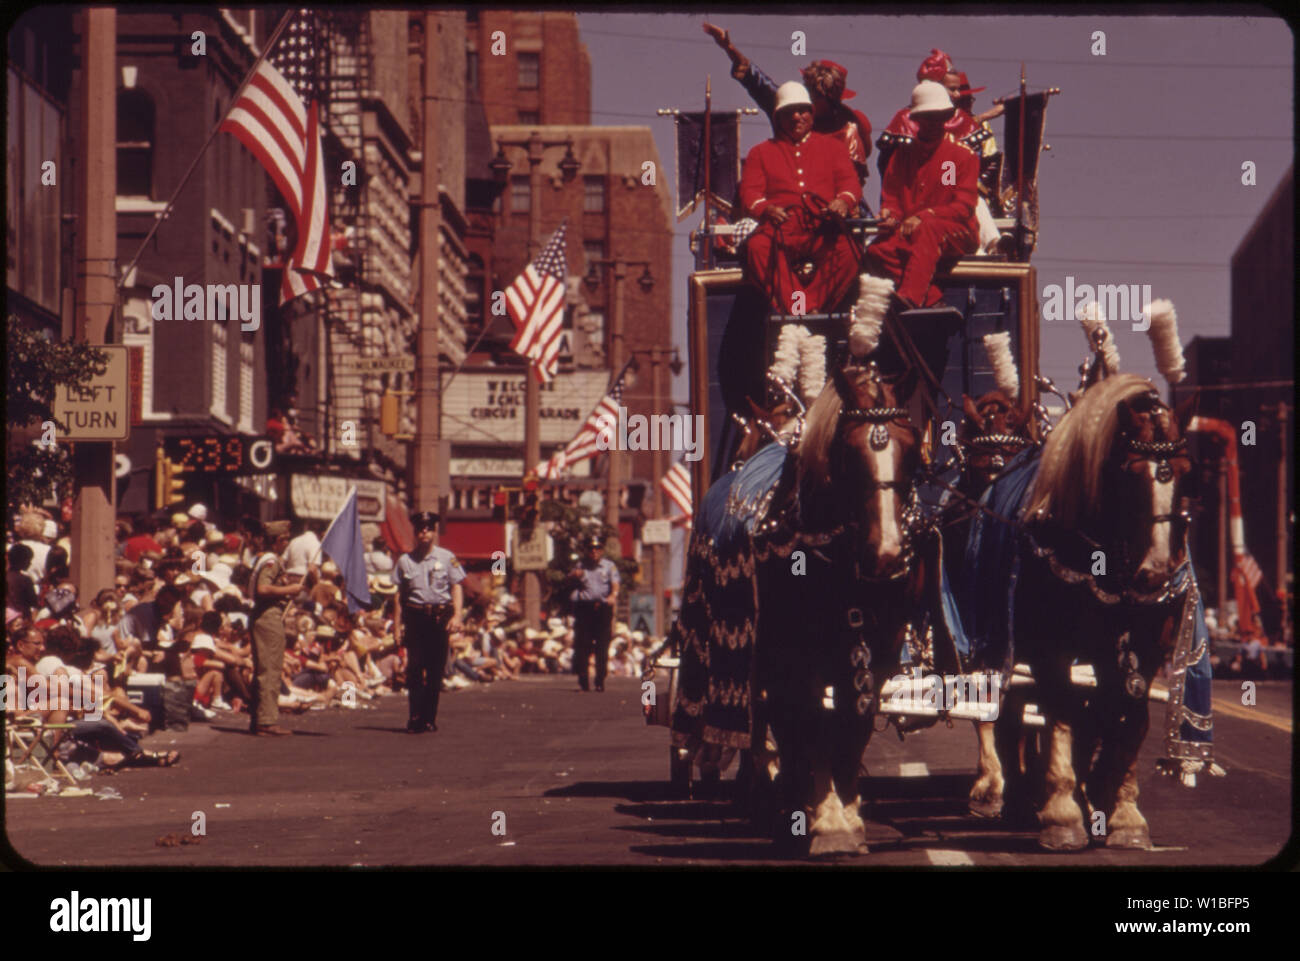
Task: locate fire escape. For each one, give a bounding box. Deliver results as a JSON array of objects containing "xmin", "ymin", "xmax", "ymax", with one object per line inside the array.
[{"xmin": 318, "ymin": 10, "xmax": 373, "ymax": 461}]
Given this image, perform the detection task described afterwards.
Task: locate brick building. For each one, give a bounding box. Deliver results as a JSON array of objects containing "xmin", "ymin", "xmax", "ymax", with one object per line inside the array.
[{"xmin": 467, "ymin": 10, "xmax": 591, "ymax": 127}]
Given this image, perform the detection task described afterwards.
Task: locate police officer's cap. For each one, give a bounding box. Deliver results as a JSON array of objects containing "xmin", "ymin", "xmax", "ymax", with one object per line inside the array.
[
  {"xmin": 584, "ymin": 535, "xmax": 604, "ymax": 549},
  {"xmin": 412, "ymin": 511, "xmax": 441, "ymax": 532}
]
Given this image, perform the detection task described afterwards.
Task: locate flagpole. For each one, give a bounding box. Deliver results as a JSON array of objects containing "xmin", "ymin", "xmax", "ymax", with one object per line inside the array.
[{"xmin": 116, "ymin": 10, "xmax": 296, "ymax": 290}]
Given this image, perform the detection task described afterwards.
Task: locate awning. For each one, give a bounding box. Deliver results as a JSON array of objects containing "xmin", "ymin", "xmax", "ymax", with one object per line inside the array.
[{"xmin": 443, "ymin": 519, "xmax": 506, "ymax": 561}]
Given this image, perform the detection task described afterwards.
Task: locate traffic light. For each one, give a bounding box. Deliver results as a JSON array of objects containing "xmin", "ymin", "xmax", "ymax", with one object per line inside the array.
[
  {"xmin": 154, "ymin": 447, "xmax": 187, "ymax": 508},
  {"xmin": 380, "ymin": 392, "xmax": 399, "ymax": 435}
]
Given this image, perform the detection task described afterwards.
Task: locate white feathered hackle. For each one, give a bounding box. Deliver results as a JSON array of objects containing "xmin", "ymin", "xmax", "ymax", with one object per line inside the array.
[
  {"xmin": 1077, "ymin": 300, "xmax": 1121, "ymax": 375},
  {"xmin": 982, "ymin": 331, "xmax": 1020, "ymax": 397},
  {"xmin": 1144, "ymin": 298, "xmax": 1186, "ymax": 386},
  {"xmin": 798, "ymin": 332, "xmax": 827, "ymax": 404},
  {"xmin": 850, "ymin": 274, "xmax": 894, "ymax": 357}
]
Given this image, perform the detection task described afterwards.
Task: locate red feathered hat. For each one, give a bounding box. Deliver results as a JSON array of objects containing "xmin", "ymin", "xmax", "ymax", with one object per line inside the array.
[
  {"xmin": 916, "ymin": 48, "xmax": 953, "ymax": 83},
  {"xmin": 955, "ymin": 70, "xmax": 985, "ymax": 95},
  {"xmin": 814, "ymin": 59, "xmax": 856, "ymax": 99}
]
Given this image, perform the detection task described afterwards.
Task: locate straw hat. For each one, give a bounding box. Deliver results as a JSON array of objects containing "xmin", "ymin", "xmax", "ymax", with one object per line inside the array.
[{"xmin": 171, "ymin": 512, "xmax": 189, "ymax": 528}]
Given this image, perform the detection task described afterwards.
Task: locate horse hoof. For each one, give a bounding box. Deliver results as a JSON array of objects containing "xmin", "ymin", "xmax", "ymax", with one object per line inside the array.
[
  {"xmin": 1038, "ymin": 824, "xmax": 1088, "ymax": 851},
  {"xmin": 1106, "ymin": 826, "xmax": 1152, "ymax": 850},
  {"xmin": 968, "ymin": 797, "xmax": 1004, "ymax": 819},
  {"xmin": 810, "ymin": 831, "xmax": 868, "ymax": 857}
]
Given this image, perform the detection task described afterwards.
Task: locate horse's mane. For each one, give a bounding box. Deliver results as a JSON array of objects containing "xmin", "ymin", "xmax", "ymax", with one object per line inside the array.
[
  {"xmin": 795, "ymin": 379, "xmax": 843, "ymax": 495},
  {"xmin": 1024, "ymin": 373, "xmax": 1155, "ymax": 530}
]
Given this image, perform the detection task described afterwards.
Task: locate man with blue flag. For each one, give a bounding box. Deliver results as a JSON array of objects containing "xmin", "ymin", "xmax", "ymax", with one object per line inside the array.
[
  {"xmin": 319, "ymin": 487, "xmax": 373, "ymax": 615},
  {"xmin": 394, "ymin": 512, "xmax": 465, "ymax": 733}
]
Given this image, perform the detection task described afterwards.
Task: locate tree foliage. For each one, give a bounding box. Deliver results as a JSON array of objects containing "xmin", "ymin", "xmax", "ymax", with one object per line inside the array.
[
  {"xmin": 6, "ymin": 315, "xmax": 110, "ymax": 518},
  {"xmin": 538, "ymin": 496, "xmax": 638, "ymax": 593}
]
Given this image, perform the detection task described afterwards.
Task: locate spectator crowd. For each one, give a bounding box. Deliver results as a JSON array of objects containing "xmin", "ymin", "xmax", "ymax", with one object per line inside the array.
[{"xmin": 5, "ymin": 503, "xmax": 662, "ymax": 795}]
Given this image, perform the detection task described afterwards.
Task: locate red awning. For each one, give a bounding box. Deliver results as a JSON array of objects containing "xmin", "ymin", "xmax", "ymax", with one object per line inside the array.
[
  {"xmin": 381, "ymin": 493, "xmax": 414, "ymax": 555},
  {"xmin": 443, "ymin": 519, "xmax": 506, "ymax": 561}
]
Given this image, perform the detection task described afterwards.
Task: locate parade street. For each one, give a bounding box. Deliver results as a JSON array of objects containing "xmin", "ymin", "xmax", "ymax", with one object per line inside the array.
[{"xmin": 6, "ymin": 677, "xmax": 1290, "ymax": 868}]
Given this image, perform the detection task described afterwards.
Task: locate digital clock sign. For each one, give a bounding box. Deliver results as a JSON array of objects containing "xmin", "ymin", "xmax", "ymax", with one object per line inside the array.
[{"xmin": 162, "ymin": 435, "xmax": 276, "ymax": 476}]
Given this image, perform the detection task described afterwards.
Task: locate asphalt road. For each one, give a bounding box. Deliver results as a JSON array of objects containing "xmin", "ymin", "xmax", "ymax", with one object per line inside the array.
[{"xmin": 4, "ymin": 677, "xmax": 1292, "ymax": 867}]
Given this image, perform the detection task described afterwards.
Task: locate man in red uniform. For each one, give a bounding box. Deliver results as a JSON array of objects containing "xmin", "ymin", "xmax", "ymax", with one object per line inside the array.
[
  {"xmin": 703, "ymin": 24, "xmax": 872, "ymax": 192},
  {"xmin": 865, "ymin": 81, "xmax": 979, "ymax": 310},
  {"xmin": 876, "ymin": 50, "xmax": 993, "ymax": 175},
  {"xmin": 740, "ymin": 82, "xmax": 862, "ymax": 315}
]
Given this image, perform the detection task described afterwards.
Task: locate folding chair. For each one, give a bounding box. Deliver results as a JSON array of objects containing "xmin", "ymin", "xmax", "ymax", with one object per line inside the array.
[{"xmin": 5, "ymin": 714, "xmax": 79, "ymax": 787}]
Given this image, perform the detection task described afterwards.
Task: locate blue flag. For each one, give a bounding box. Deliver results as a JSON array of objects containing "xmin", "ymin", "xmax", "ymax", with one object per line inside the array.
[{"xmin": 320, "ymin": 487, "xmax": 372, "ymax": 614}]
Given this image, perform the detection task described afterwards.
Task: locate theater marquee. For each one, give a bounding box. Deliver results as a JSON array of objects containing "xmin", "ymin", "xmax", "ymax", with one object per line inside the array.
[{"xmin": 440, "ymin": 370, "xmax": 609, "ymax": 445}]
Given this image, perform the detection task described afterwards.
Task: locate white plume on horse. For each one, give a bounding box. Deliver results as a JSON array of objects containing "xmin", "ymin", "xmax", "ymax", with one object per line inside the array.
[
  {"xmin": 981, "ymin": 331, "xmax": 1020, "ymax": 397},
  {"xmin": 769, "ymin": 324, "xmax": 829, "ymax": 405},
  {"xmin": 770, "ymin": 324, "xmax": 805, "ymax": 387},
  {"xmin": 850, "ymin": 274, "xmax": 894, "ymax": 357},
  {"xmin": 1144, "ymin": 298, "xmax": 1186, "ymax": 386},
  {"xmin": 798, "ymin": 331, "xmax": 827, "ymax": 403},
  {"xmin": 1077, "ymin": 300, "xmax": 1121, "ymax": 376}
]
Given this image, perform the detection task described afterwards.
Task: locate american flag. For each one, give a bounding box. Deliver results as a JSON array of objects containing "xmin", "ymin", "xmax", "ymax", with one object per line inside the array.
[
  {"xmin": 220, "ymin": 14, "xmax": 333, "ymax": 304},
  {"xmin": 507, "ymin": 222, "xmax": 569, "ymax": 383},
  {"xmin": 660, "ymin": 462, "xmax": 693, "ymax": 522},
  {"xmin": 534, "ymin": 376, "xmax": 625, "ymax": 480},
  {"xmin": 1237, "ymin": 552, "xmax": 1263, "ymax": 590}
]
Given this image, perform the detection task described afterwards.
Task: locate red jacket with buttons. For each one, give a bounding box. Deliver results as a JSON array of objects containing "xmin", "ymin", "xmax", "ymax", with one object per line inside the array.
[
  {"xmin": 740, "ymin": 131, "xmax": 861, "ymax": 219},
  {"xmin": 879, "ymin": 134, "xmax": 978, "ymax": 229}
]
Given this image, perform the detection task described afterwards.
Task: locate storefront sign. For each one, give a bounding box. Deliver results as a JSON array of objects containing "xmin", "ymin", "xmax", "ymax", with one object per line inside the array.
[{"xmin": 290, "ymin": 475, "xmax": 386, "ymax": 522}]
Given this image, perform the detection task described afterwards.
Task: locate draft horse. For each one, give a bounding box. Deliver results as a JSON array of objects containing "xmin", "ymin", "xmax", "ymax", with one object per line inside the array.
[{"xmin": 1013, "ymin": 373, "xmax": 1195, "ymax": 849}]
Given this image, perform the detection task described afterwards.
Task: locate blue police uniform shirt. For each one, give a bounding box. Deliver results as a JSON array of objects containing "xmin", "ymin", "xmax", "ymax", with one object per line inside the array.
[
  {"xmin": 396, "ymin": 545, "xmax": 466, "ymax": 604},
  {"xmin": 570, "ymin": 557, "xmax": 620, "ymax": 602}
]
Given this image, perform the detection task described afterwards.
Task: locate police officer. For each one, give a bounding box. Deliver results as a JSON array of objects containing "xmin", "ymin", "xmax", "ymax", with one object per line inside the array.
[
  {"xmin": 394, "ymin": 512, "xmax": 465, "ymax": 732},
  {"xmin": 568, "ymin": 536, "xmax": 620, "ymax": 692}
]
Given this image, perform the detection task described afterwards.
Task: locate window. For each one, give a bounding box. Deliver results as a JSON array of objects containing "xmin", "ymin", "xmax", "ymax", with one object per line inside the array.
[
  {"xmin": 466, "ymin": 50, "xmax": 478, "ymax": 90},
  {"xmin": 510, "ymin": 177, "xmax": 530, "ymax": 213},
  {"xmin": 517, "ymin": 110, "xmax": 539, "ymax": 125},
  {"xmin": 583, "ymin": 240, "xmax": 605, "ymax": 271},
  {"xmin": 116, "ymin": 89, "xmax": 154, "ymax": 197},
  {"xmin": 210, "ymin": 322, "xmax": 229, "ymax": 422},
  {"xmin": 517, "ymin": 52, "xmax": 539, "ymax": 89},
  {"xmin": 583, "ymin": 176, "xmax": 605, "ymax": 214}
]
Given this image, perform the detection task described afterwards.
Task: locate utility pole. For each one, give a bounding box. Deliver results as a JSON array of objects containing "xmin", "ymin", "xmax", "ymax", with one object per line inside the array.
[
  {"xmin": 649, "ymin": 348, "xmax": 665, "ymax": 636},
  {"xmin": 489, "ymin": 131, "xmax": 580, "ymax": 628},
  {"xmin": 71, "ymin": 7, "xmax": 117, "ymax": 599},
  {"xmin": 414, "ymin": 11, "xmax": 442, "ymax": 514},
  {"xmin": 586, "ymin": 258, "xmax": 654, "ymax": 534}
]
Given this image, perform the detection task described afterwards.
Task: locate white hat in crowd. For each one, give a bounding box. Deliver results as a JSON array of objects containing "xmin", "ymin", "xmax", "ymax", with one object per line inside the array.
[{"xmin": 188, "ymin": 504, "xmax": 208, "ymax": 520}]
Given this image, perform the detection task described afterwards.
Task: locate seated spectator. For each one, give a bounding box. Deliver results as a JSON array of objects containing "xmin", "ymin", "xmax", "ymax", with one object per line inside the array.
[
  {"xmin": 123, "ymin": 517, "xmax": 165, "ymax": 564},
  {"xmin": 7, "ymin": 543, "xmax": 40, "ymax": 621}
]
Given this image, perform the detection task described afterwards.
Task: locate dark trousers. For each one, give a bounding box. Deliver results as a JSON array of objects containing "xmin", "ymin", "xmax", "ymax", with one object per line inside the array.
[
  {"xmin": 572, "ymin": 602, "xmax": 613, "ymax": 687},
  {"xmin": 404, "ymin": 607, "xmax": 450, "ymax": 725}
]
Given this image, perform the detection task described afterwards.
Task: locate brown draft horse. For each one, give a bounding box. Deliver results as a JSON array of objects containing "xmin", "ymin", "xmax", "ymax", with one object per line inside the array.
[
  {"xmin": 1014, "ymin": 374, "xmax": 1193, "ymax": 850},
  {"xmin": 947, "ymin": 389, "xmax": 1036, "ymax": 818},
  {"xmin": 750, "ymin": 360, "xmax": 924, "ymax": 855}
]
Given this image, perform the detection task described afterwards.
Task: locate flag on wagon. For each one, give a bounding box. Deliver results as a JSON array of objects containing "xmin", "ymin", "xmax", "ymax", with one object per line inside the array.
[
  {"xmin": 506, "ymin": 222, "xmax": 569, "ymax": 383},
  {"xmin": 534, "ymin": 374, "xmax": 625, "ymax": 480},
  {"xmin": 1237, "ymin": 551, "xmax": 1263, "ymax": 590},
  {"xmin": 660, "ymin": 462, "xmax": 693, "ymax": 523},
  {"xmin": 220, "ymin": 17, "xmax": 333, "ymax": 305}
]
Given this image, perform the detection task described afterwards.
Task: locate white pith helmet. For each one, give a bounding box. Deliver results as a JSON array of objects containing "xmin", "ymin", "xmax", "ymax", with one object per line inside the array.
[
  {"xmin": 909, "ymin": 80, "xmax": 955, "ymax": 117},
  {"xmin": 774, "ymin": 81, "xmax": 813, "ymax": 114}
]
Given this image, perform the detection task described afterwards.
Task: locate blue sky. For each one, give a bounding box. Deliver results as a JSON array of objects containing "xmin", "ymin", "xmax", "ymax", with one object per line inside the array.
[{"xmin": 578, "ymin": 11, "xmax": 1294, "ymax": 401}]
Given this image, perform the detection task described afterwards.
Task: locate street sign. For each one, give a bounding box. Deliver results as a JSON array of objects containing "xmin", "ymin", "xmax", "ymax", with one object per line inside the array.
[
  {"xmin": 629, "ymin": 592, "xmax": 657, "ymax": 637},
  {"xmin": 53, "ymin": 345, "xmax": 130, "ymax": 441},
  {"xmin": 337, "ymin": 356, "xmax": 415, "ymax": 373},
  {"xmin": 290, "ymin": 476, "xmax": 387, "ymax": 522},
  {"xmin": 513, "ymin": 527, "xmax": 551, "ymax": 571},
  {"xmin": 641, "ymin": 519, "xmax": 672, "ymax": 545}
]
